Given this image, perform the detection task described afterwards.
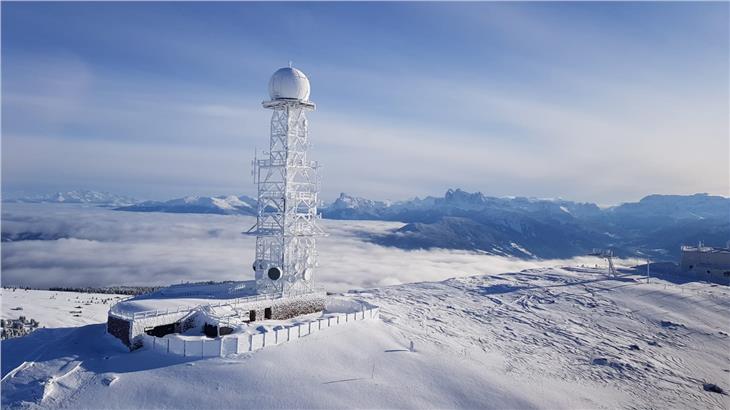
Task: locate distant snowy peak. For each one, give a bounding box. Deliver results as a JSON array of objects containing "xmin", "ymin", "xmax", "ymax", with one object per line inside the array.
[
  {"xmin": 442, "ymin": 188, "xmax": 488, "ymax": 208},
  {"xmin": 321, "ymin": 189, "xmax": 607, "ymax": 221},
  {"xmin": 322, "ymin": 193, "xmax": 392, "ymax": 219},
  {"xmin": 611, "ymin": 193, "xmax": 730, "ymax": 221},
  {"xmin": 4, "ymin": 190, "xmax": 137, "ymax": 206},
  {"xmin": 116, "ymin": 195, "xmax": 257, "ymax": 215},
  {"xmin": 330, "ymin": 193, "xmax": 390, "ymax": 211}
]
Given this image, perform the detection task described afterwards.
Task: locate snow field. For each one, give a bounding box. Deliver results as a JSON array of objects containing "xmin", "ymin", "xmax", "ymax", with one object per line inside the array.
[
  {"xmin": 1, "ymin": 288, "xmax": 127, "ymax": 329},
  {"xmin": 355, "ymin": 268, "xmax": 730, "ymax": 409},
  {"xmin": 2, "ymin": 267, "xmax": 728, "ymax": 409}
]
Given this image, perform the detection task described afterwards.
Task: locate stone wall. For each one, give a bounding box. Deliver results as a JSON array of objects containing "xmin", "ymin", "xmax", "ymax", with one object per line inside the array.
[
  {"xmin": 107, "ymin": 315, "xmax": 131, "ymax": 347},
  {"xmin": 271, "ymin": 293, "xmax": 326, "ymax": 320},
  {"xmin": 204, "ymin": 292, "xmax": 326, "ymax": 326}
]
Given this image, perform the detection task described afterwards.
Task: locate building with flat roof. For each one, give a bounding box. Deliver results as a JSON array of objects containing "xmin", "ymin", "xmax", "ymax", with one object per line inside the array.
[{"xmin": 680, "ymin": 243, "xmax": 730, "ymax": 279}]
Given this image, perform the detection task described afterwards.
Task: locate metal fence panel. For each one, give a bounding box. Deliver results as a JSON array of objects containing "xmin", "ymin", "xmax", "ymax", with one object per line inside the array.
[
  {"xmin": 140, "ymin": 307, "xmax": 380, "ymax": 357},
  {"xmin": 169, "ymin": 337, "xmax": 184, "ymax": 356},
  {"xmin": 203, "ymin": 339, "xmax": 221, "ymax": 357},
  {"xmin": 251, "ymin": 333, "xmax": 265, "ymax": 350}
]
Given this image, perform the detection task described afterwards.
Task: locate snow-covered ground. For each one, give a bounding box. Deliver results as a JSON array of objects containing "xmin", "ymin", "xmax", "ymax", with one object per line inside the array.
[
  {"xmin": 2, "ymin": 289, "xmax": 127, "ymax": 329},
  {"xmin": 2, "ymin": 267, "xmax": 728, "ymax": 409}
]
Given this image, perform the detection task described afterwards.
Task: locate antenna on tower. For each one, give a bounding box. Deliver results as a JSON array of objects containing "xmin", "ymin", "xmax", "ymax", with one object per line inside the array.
[
  {"xmin": 288, "ymin": 60, "xmax": 293, "ymax": 68},
  {"xmin": 251, "ymin": 147, "xmax": 257, "ymax": 184}
]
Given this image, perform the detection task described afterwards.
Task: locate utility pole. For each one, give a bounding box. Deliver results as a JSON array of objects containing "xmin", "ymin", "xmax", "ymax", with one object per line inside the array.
[{"xmin": 646, "ymin": 258, "xmax": 650, "ymax": 283}]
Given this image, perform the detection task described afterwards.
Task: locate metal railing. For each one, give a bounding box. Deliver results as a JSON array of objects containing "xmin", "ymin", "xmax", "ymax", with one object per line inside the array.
[{"xmin": 108, "ymin": 288, "xmax": 325, "ymax": 321}]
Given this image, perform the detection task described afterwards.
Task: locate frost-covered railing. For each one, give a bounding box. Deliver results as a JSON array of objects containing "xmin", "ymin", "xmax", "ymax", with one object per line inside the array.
[
  {"xmin": 109, "ymin": 288, "xmax": 326, "ymax": 321},
  {"xmin": 141, "ymin": 307, "xmax": 380, "ymax": 358}
]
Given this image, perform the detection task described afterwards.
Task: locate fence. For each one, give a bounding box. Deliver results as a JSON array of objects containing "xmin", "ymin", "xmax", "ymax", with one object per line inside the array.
[
  {"xmin": 110, "ymin": 288, "xmax": 326, "ymax": 321},
  {"xmin": 141, "ymin": 307, "xmax": 379, "ymax": 358}
]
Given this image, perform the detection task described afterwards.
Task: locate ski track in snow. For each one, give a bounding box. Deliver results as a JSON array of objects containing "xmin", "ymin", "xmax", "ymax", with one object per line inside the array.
[
  {"xmin": 354, "ymin": 268, "xmax": 730, "ymax": 410},
  {"xmin": 2, "ymin": 268, "xmax": 729, "ymax": 409}
]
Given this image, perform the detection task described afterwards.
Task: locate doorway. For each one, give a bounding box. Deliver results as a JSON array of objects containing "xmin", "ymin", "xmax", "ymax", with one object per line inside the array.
[
  {"xmin": 145, "ymin": 323, "xmax": 176, "ymax": 337},
  {"xmin": 264, "ymin": 307, "xmax": 272, "ymax": 319}
]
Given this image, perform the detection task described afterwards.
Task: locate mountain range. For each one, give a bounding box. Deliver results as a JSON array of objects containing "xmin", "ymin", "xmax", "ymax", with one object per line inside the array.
[
  {"xmin": 324, "ymin": 190, "xmax": 729, "ymax": 260},
  {"xmin": 3, "ymin": 190, "xmax": 137, "ymax": 207}
]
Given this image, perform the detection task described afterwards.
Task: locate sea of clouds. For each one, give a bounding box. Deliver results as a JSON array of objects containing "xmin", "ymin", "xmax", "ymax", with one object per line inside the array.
[{"xmin": 1, "ymin": 203, "xmax": 630, "ymax": 292}]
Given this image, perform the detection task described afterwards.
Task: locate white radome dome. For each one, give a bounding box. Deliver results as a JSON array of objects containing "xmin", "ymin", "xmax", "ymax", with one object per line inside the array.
[{"xmin": 268, "ymin": 67, "xmax": 310, "ymax": 101}]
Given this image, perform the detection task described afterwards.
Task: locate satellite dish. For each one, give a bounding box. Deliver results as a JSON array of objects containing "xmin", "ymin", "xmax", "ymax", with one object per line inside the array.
[
  {"xmin": 303, "ymin": 269, "xmax": 312, "ymax": 281},
  {"xmin": 267, "ymin": 267, "xmax": 282, "ymax": 281}
]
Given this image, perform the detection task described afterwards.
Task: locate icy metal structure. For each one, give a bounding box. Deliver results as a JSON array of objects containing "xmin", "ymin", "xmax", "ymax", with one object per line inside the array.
[
  {"xmin": 589, "ymin": 248, "xmax": 617, "ymax": 277},
  {"xmin": 251, "ymin": 66, "xmax": 324, "ymax": 295}
]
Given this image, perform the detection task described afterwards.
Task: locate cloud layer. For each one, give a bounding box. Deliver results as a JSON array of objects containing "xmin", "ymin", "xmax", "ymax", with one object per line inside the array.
[{"xmin": 1, "ymin": 204, "xmax": 636, "ymax": 292}]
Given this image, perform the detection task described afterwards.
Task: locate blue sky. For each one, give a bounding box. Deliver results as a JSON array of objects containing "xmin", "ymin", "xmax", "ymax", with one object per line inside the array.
[{"xmin": 2, "ymin": 2, "xmax": 728, "ymax": 204}]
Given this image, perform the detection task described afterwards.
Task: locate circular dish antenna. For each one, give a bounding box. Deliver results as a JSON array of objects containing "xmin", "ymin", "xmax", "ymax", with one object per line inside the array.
[
  {"xmin": 268, "ymin": 67, "xmax": 310, "ymax": 101},
  {"xmin": 267, "ymin": 266, "xmax": 282, "ymax": 281},
  {"xmin": 303, "ymin": 269, "xmax": 312, "ymax": 281}
]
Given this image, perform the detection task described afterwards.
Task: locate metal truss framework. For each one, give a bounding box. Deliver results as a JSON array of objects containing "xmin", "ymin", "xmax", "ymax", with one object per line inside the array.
[
  {"xmin": 589, "ymin": 249, "xmax": 618, "ymax": 277},
  {"xmin": 252, "ymin": 99, "xmax": 324, "ymax": 295}
]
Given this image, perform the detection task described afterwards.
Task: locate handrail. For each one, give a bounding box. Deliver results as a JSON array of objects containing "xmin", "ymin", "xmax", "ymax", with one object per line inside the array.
[{"xmin": 109, "ymin": 288, "xmax": 326, "ymax": 321}]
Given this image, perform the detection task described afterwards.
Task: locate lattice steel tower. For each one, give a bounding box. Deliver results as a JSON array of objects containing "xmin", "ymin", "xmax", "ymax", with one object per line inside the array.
[{"xmin": 251, "ymin": 66, "xmax": 324, "ymax": 295}]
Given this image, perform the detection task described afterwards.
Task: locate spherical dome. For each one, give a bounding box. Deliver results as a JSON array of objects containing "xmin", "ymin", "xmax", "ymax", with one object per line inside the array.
[{"xmin": 268, "ymin": 67, "xmax": 310, "ymax": 101}]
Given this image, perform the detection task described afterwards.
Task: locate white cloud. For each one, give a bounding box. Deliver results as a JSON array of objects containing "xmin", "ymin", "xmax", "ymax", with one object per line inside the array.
[{"xmin": 1, "ymin": 204, "xmax": 636, "ymax": 292}]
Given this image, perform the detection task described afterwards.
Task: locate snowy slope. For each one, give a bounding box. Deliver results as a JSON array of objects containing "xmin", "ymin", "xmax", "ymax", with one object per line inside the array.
[
  {"xmin": 1, "ymin": 289, "xmax": 127, "ymax": 329},
  {"xmin": 115, "ymin": 195, "xmax": 256, "ymax": 215},
  {"xmin": 2, "ymin": 268, "xmax": 728, "ymax": 409}
]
